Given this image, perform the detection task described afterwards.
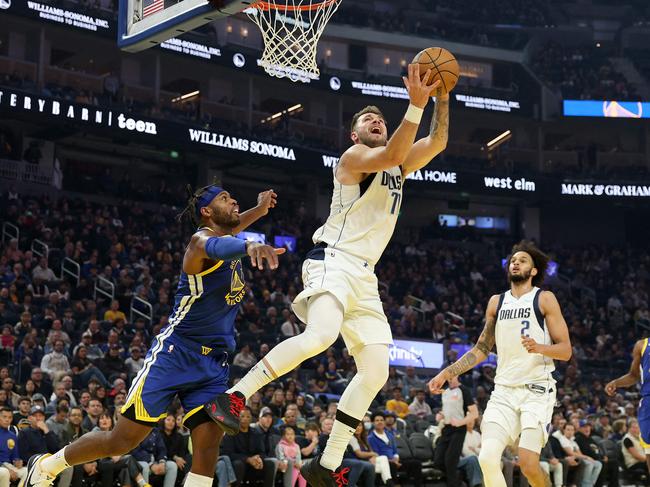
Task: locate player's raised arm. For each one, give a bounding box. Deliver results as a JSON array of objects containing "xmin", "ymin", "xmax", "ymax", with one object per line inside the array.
[
  {"xmin": 521, "ymin": 291, "xmax": 572, "ymax": 361},
  {"xmin": 428, "ymin": 294, "xmax": 500, "ymax": 394},
  {"xmin": 401, "ymin": 89, "xmax": 449, "ymax": 177},
  {"xmin": 338, "ymin": 65, "xmax": 439, "ymax": 176},
  {"xmin": 231, "ymin": 189, "xmax": 277, "ymax": 235},
  {"xmin": 605, "ymin": 339, "xmax": 644, "ymax": 396}
]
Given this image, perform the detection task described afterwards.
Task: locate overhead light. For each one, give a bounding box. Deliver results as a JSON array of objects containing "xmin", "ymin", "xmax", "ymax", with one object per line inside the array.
[
  {"xmin": 260, "ymin": 103, "xmax": 303, "ymax": 124},
  {"xmin": 171, "ymin": 90, "xmax": 200, "ymax": 103},
  {"xmin": 486, "ymin": 130, "xmax": 512, "ymax": 149}
]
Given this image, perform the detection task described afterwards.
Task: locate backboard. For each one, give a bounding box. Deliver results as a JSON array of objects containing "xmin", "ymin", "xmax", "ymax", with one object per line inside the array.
[{"xmin": 118, "ymin": 0, "xmax": 252, "ymax": 52}]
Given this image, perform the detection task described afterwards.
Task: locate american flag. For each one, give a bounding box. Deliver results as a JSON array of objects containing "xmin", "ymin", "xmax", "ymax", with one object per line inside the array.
[{"xmin": 143, "ymin": 0, "xmax": 164, "ymax": 18}]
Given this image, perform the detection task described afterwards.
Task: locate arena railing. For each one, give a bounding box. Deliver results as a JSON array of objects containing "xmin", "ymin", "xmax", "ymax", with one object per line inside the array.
[
  {"xmin": 94, "ymin": 276, "xmax": 115, "ymax": 302},
  {"xmin": 61, "ymin": 257, "xmax": 80, "ymax": 286},
  {"xmin": 1, "ymin": 222, "xmax": 19, "ymax": 247},
  {"xmin": 130, "ymin": 296, "xmax": 153, "ymax": 327},
  {"xmin": 31, "ymin": 239, "xmax": 49, "ymax": 260}
]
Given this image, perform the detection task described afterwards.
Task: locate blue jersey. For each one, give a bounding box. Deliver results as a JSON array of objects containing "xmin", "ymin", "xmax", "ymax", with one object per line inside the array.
[
  {"xmin": 162, "ymin": 258, "xmax": 246, "ymax": 352},
  {"xmin": 641, "ymin": 338, "xmax": 650, "ymax": 397}
]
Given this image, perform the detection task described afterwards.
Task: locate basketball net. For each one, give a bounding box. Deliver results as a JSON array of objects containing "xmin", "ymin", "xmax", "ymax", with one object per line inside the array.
[{"xmin": 245, "ymin": 0, "xmax": 341, "ymax": 83}]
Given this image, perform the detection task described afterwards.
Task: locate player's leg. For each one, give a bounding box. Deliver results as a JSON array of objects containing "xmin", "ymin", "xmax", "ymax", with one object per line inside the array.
[
  {"xmin": 183, "ymin": 419, "xmax": 225, "ymax": 487},
  {"xmin": 321, "ymin": 343, "xmax": 389, "ymax": 470},
  {"xmin": 478, "ymin": 422, "xmax": 510, "ymax": 487},
  {"xmin": 228, "ymin": 292, "xmax": 344, "ymax": 399},
  {"xmin": 31, "ymin": 415, "xmax": 152, "ymax": 487},
  {"xmin": 518, "ymin": 433, "xmax": 550, "ymax": 487}
]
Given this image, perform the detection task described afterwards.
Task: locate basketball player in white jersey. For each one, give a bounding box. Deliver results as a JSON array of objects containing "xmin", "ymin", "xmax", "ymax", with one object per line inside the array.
[
  {"xmin": 228, "ymin": 64, "xmax": 449, "ymax": 486},
  {"xmin": 429, "ymin": 241, "xmax": 572, "ymax": 487}
]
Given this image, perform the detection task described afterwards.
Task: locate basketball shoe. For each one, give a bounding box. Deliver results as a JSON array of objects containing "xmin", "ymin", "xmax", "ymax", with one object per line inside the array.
[
  {"xmin": 301, "ymin": 454, "xmax": 350, "ymax": 487},
  {"xmin": 203, "ymin": 391, "xmax": 246, "ymax": 435},
  {"xmin": 20, "ymin": 454, "xmax": 56, "ymax": 487}
]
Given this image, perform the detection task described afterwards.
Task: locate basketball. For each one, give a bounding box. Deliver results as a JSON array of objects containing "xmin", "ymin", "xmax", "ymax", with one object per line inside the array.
[{"xmin": 411, "ymin": 47, "xmax": 460, "ymax": 95}]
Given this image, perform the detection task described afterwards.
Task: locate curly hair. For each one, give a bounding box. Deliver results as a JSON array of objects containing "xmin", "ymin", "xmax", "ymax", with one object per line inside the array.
[{"xmin": 506, "ymin": 240, "xmax": 550, "ymax": 287}]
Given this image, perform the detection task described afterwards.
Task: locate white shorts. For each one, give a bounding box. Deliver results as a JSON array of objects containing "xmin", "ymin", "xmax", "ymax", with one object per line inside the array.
[
  {"xmin": 482, "ymin": 382, "xmax": 556, "ymax": 447},
  {"xmin": 292, "ymin": 246, "xmax": 392, "ymax": 355}
]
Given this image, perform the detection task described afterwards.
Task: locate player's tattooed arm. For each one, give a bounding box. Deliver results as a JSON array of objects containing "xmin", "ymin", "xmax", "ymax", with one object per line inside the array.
[
  {"xmin": 401, "ymin": 89, "xmax": 449, "ymax": 177},
  {"xmin": 444, "ymin": 314, "xmax": 496, "ymax": 378}
]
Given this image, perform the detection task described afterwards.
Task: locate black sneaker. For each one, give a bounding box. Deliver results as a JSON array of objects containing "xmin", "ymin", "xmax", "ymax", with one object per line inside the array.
[
  {"xmin": 301, "ymin": 455, "xmax": 350, "ymax": 487},
  {"xmin": 203, "ymin": 391, "xmax": 245, "ymax": 436}
]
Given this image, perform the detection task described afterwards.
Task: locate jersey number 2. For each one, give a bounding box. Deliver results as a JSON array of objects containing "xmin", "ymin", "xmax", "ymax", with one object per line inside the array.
[
  {"xmin": 520, "ymin": 320, "xmax": 530, "ymax": 337},
  {"xmin": 390, "ymin": 192, "xmax": 401, "ymax": 215}
]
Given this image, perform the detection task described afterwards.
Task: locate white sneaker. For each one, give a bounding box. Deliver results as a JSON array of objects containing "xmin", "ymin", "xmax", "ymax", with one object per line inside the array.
[{"xmin": 20, "ymin": 454, "xmax": 56, "ymax": 487}]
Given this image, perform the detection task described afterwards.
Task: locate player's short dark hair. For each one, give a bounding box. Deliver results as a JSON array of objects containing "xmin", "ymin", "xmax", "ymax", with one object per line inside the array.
[
  {"xmin": 507, "ymin": 240, "xmax": 550, "ymax": 287},
  {"xmin": 350, "ymin": 106, "xmax": 386, "ymax": 132}
]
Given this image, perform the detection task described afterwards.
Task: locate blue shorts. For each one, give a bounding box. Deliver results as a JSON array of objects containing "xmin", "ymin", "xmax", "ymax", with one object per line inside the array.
[
  {"xmin": 640, "ymin": 396, "xmax": 650, "ymax": 451},
  {"xmin": 121, "ymin": 332, "xmax": 229, "ymax": 427}
]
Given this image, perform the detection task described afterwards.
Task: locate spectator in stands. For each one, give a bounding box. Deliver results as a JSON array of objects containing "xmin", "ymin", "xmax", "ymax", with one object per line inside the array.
[
  {"xmin": 131, "ymin": 427, "xmax": 178, "ymax": 487},
  {"xmin": 275, "ymin": 426, "xmax": 306, "ymax": 487},
  {"xmin": 267, "ymin": 389, "xmax": 287, "ymax": 419},
  {"xmin": 575, "ymin": 419, "xmax": 618, "ymax": 487},
  {"xmin": 98, "ymin": 344, "xmax": 128, "ymax": 382},
  {"xmin": 408, "ymin": 389, "xmax": 432, "ymax": 419},
  {"xmin": 74, "ymin": 332, "xmax": 103, "ymax": 362},
  {"xmin": 233, "ymin": 344, "xmax": 257, "ymax": 370},
  {"xmin": 32, "ymin": 257, "xmax": 55, "ymax": 284},
  {"xmin": 458, "ymin": 418, "xmax": 483, "ymax": 487},
  {"xmin": 45, "ymin": 403, "xmax": 69, "ymax": 442},
  {"xmin": 0, "ymin": 406, "xmax": 25, "ymax": 487},
  {"xmin": 18, "ymin": 405, "xmax": 73, "ymax": 486},
  {"xmin": 29, "ymin": 368, "xmax": 52, "ymax": 399},
  {"xmin": 610, "ymin": 419, "xmax": 627, "ymax": 441},
  {"xmin": 103, "ymin": 299, "xmax": 126, "ymax": 323},
  {"xmin": 280, "ymin": 409, "xmax": 305, "ymax": 436},
  {"xmin": 554, "ymin": 423, "xmax": 602, "ymax": 487},
  {"xmin": 70, "ymin": 345, "xmax": 109, "ymax": 389},
  {"xmin": 368, "ymin": 412, "xmax": 422, "ymax": 486},
  {"xmin": 12, "ymin": 396, "xmax": 31, "ymax": 426},
  {"xmin": 539, "ymin": 439, "xmax": 565, "ymax": 487},
  {"xmin": 1, "ymin": 378, "xmax": 19, "ymax": 409},
  {"xmin": 621, "ymin": 419, "xmax": 649, "ymax": 476},
  {"xmin": 40, "ymin": 339, "xmax": 71, "ymax": 382},
  {"xmin": 280, "ymin": 313, "xmax": 301, "ymax": 338},
  {"xmin": 298, "ymin": 423, "xmax": 320, "ymax": 460},
  {"xmin": 81, "ymin": 398, "xmax": 103, "ymax": 431},
  {"xmin": 401, "ymin": 367, "xmax": 426, "ymax": 397},
  {"xmin": 61, "ymin": 406, "xmax": 86, "ymax": 445},
  {"xmin": 385, "ymin": 387, "xmax": 409, "ymax": 419},
  {"xmin": 160, "ymin": 415, "xmax": 190, "ymax": 485},
  {"xmin": 349, "ymin": 422, "xmax": 392, "ymax": 485},
  {"xmin": 221, "ymin": 407, "xmax": 277, "ymax": 486}
]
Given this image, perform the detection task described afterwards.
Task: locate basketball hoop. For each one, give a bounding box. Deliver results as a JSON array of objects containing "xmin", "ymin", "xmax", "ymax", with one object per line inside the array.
[{"xmin": 245, "ymin": 0, "xmax": 342, "ymax": 82}]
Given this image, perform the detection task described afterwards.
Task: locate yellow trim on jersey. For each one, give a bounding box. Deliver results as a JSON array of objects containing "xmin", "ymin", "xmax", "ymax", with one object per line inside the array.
[
  {"xmin": 640, "ymin": 435, "xmax": 650, "ymax": 450},
  {"xmin": 122, "ymin": 275, "xmax": 205, "ymax": 422},
  {"xmin": 182, "ymin": 405, "xmax": 204, "ymax": 425},
  {"xmin": 197, "ymin": 260, "xmax": 225, "ymax": 276},
  {"xmin": 642, "ymin": 337, "xmax": 648, "ymax": 356}
]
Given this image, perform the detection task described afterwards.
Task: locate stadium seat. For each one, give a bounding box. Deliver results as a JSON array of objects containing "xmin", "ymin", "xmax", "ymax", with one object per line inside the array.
[
  {"xmin": 395, "ymin": 434, "xmax": 414, "ymax": 460},
  {"xmin": 414, "ymin": 419, "xmax": 430, "ymax": 433},
  {"xmin": 408, "ymin": 432, "xmax": 434, "ymax": 462}
]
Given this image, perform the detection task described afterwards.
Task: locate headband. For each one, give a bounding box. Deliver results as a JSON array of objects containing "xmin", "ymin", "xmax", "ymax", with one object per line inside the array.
[{"xmin": 195, "ymin": 185, "xmax": 225, "ymax": 218}]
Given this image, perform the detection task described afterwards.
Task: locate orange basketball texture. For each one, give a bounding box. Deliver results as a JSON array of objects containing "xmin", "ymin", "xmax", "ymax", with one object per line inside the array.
[{"xmin": 411, "ymin": 47, "xmax": 460, "ymax": 95}]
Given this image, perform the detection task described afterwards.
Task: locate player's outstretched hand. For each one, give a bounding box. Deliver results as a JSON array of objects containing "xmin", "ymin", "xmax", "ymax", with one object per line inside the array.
[
  {"xmin": 247, "ymin": 242, "xmax": 286, "ymax": 270},
  {"xmin": 257, "ymin": 189, "xmax": 277, "ymax": 216},
  {"xmin": 402, "ymin": 64, "xmax": 441, "ymax": 109},
  {"xmin": 428, "ymin": 370, "xmax": 449, "ymax": 395},
  {"xmin": 604, "ymin": 380, "xmax": 617, "ymax": 396}
]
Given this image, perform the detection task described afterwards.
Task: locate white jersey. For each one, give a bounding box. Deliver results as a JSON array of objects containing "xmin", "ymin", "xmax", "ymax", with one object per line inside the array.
[
  {"xmin": 494, "ymin": 287, "xmax": 555, "ymax": 386},
  {"xmin": 312, "ymin": 165, "xmax": 403, "ymax": 266}
]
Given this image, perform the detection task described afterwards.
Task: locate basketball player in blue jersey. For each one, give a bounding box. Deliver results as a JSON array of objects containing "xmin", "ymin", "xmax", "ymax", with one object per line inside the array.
[
  {"xmin": 429, "ymin": 241, "xmax": 572, "ymax": 487},
  {"xmin": 21, "ymin": 185, "xmax": 285, "ymax": 487},
  {"xmin": 605, "ymin": 337, "xmax": 650, "ymax": 471}
]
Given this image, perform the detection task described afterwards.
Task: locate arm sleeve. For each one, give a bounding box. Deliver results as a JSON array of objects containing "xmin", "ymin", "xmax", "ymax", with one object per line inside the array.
[
  {"xmin": 623, "ymin": 438, "xmax": 633, "ymax": 449},
  {"xmin": 204, "ymin": 237, "xmax": 248, "ymax": 261}
]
